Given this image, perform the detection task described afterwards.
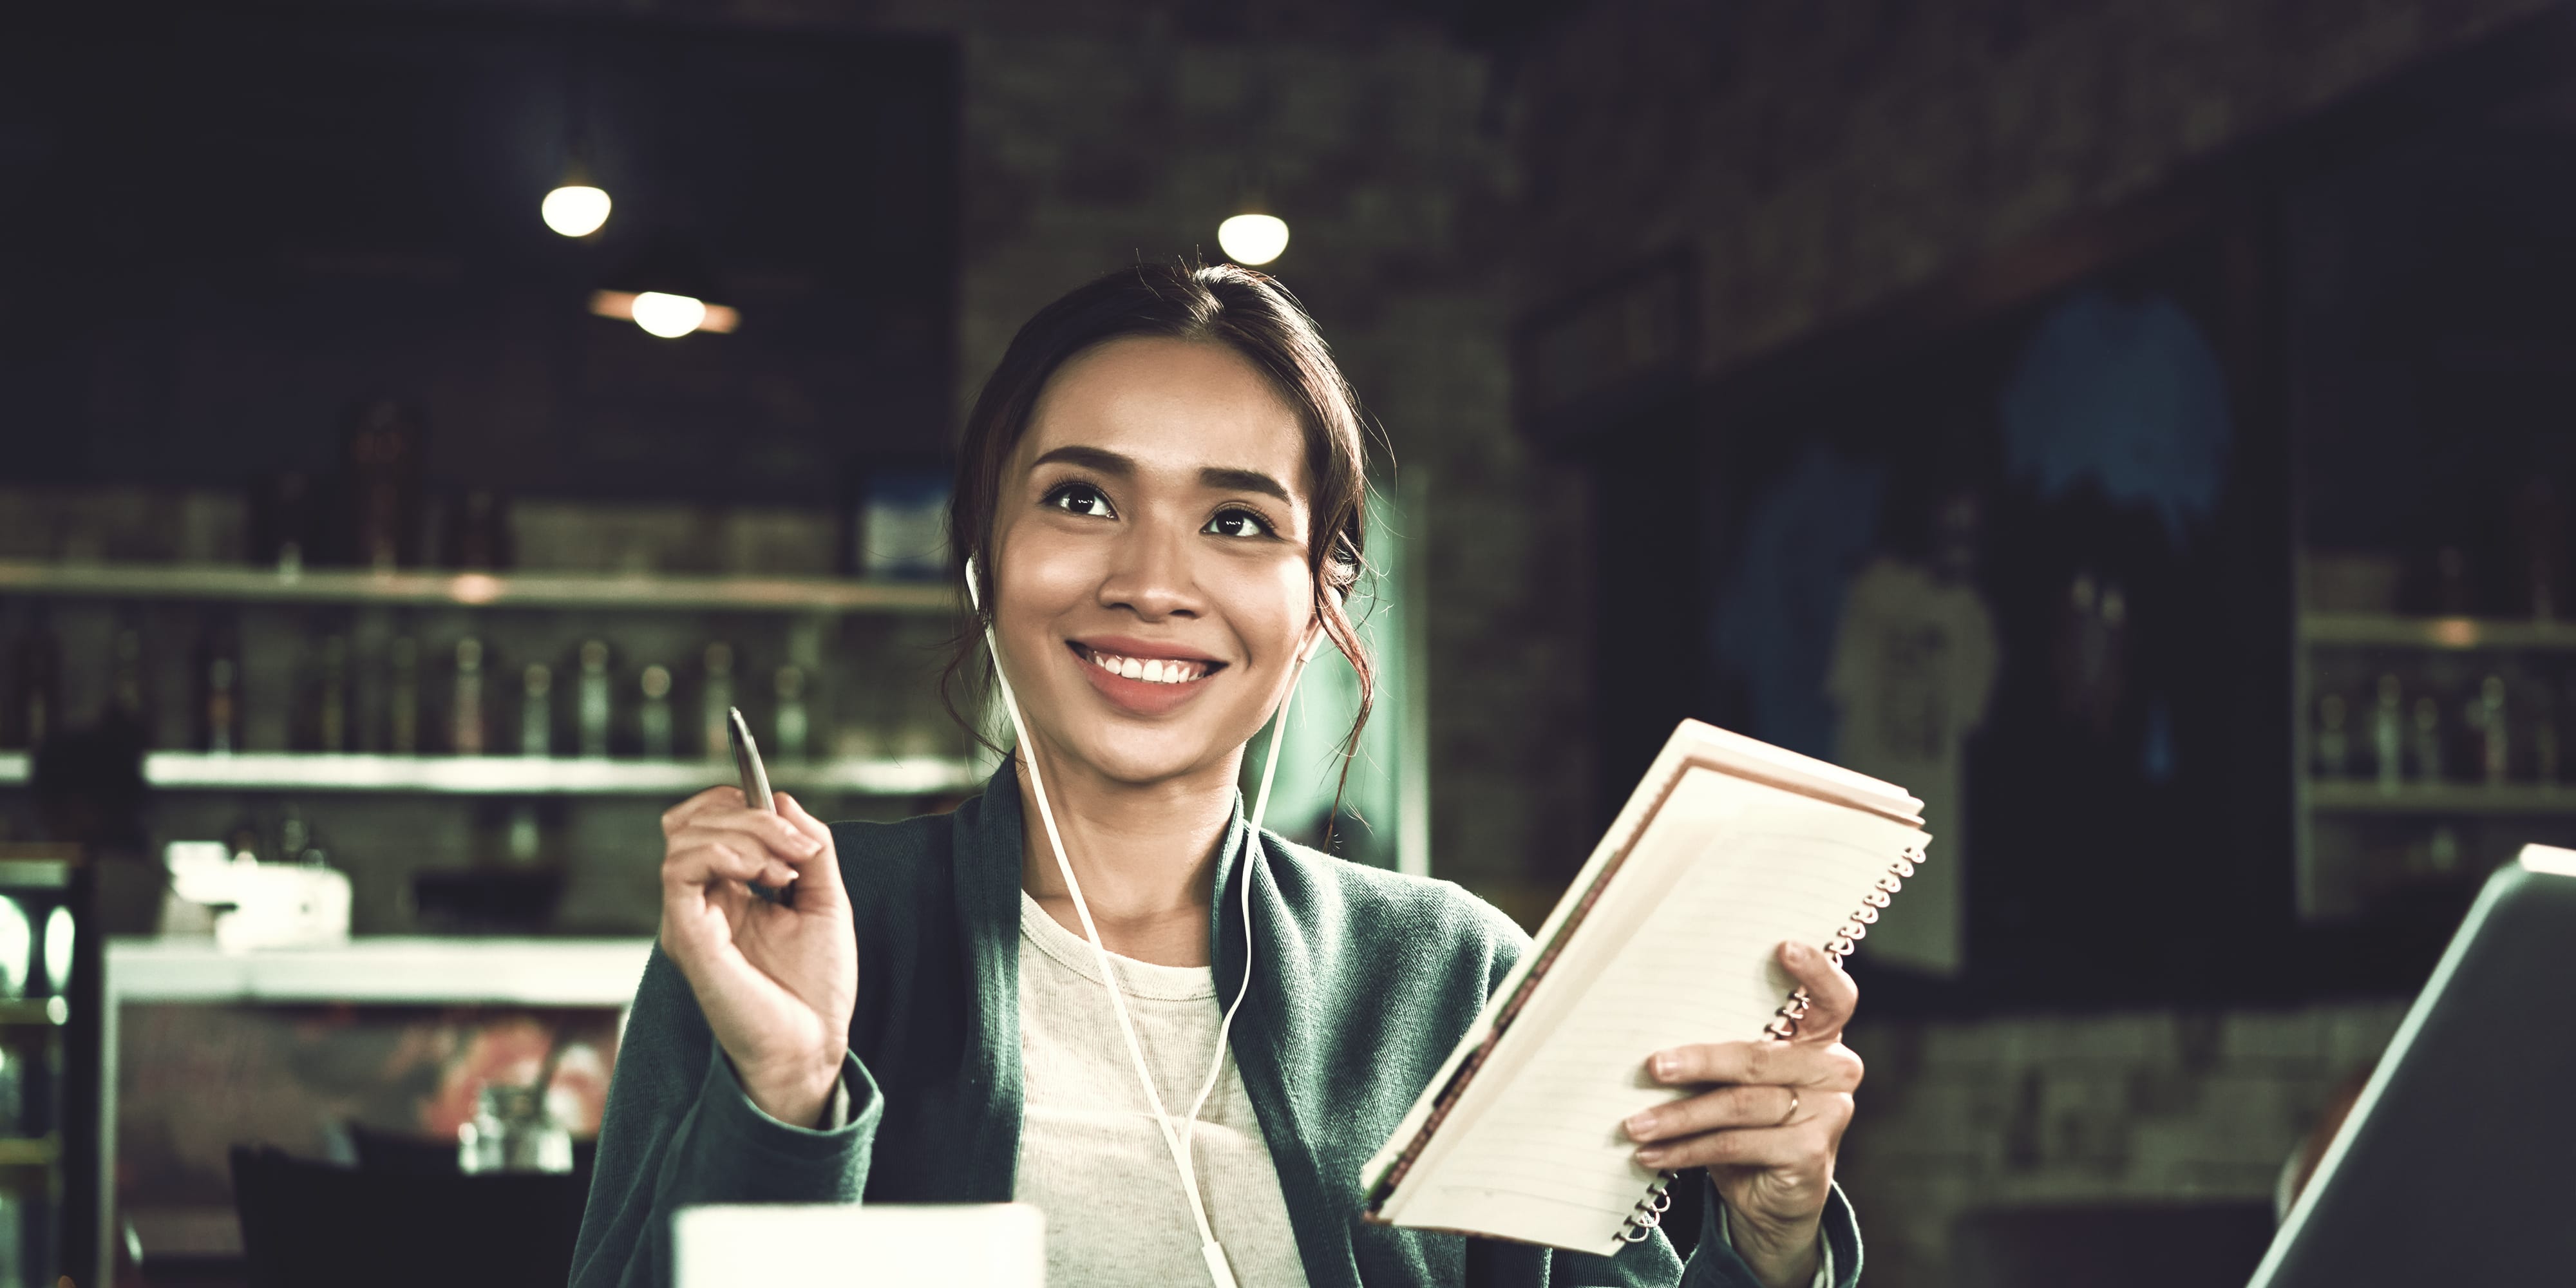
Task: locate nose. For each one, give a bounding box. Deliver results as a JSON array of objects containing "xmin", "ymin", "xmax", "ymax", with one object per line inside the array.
[{"xmin": 1095, "ymin": 520, "xmax": 1202, "ymax": 621}]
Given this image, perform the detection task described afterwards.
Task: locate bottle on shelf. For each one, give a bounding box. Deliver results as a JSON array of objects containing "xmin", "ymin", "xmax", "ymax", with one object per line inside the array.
[
  {"xmin": 451, "ymin": 489, "xmax": 512, "ymax": 572},
  {"xmin": 451, "ymin": 637, "xmax": 488, "ymax": 756},
  {"xmin": 639, "ymin": 665, "xmax": 674, "ymax": 760},
  {"xmin": 4, "ymin": 614, "xmax": 62, "ymax": 751},
  {"xmin": 278, "ymin": 804, "xmax": 328, "ymax": 866},
  {"xmin": 249, "ymin": 470, "xmax": 317, "ymax": 576},
  {"xmin": 298, "ymin": 631, "xmax": 354, "ymax": 754},
  {"xmin": 2315, "ymin": 692, "xmax": 2348, "ymax": 779},
  {"xmin": 2372, "ymin": 674, "xmax": 2404, "ymax": 790},
  {"xmin": 388, "ymin": 635, "xmax": 421, "ymax": 755},
  {"xmin": 577, "ymin": 641, "xmax": 611, "ymax": 760},
  {"xmin": 343, "ymin": 396, "xmax": 425, "ymax": 572},
  {"xmin": 197, "ymin": 618, "xmax": 244, "ymax": 755},
  {"xmin": 700, "ymin": 643, "xmax": 736, "ymax": 761},
  {"xmin": 2410, "ymin": 694, "xmax": 2444, "ymax": 784},
  {"xmin": 2472, "ymin": 674, "xmax": 2508, "ymax": 786},
  {"xmin": 504, "ymin": 802, "xmax": 544, "ymax": 867},
  {"xmin": 521, "ymin": 665, "xmax": 553, "ymax": 759},
  {"xmin": 774, "ymin": 666, "xmax": 809, "ymax": 761},
  {"xmin": 109, "ymin": 623, "xmax": 149, "ymax": 735}
]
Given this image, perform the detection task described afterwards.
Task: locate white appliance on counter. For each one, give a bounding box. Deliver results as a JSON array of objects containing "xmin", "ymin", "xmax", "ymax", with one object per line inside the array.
[{"xmin": 162, "ymin": 841, "xmax": 352, "ymax": 951}]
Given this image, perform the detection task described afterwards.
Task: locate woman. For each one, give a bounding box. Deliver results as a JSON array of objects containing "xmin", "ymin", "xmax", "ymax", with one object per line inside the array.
[{"xmin": 571, "ymin": 264, "xmax": 1866, "ymax": 1288}]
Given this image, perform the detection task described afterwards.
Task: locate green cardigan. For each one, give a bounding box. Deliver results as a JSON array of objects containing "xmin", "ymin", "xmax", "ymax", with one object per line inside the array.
[{"xmin": 570, "ymin": 768, "xmax": 1863, "ymax": 1287}]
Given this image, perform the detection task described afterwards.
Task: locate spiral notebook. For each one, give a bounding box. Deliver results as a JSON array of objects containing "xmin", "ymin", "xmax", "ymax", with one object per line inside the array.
[{"xmin": 1359, "ymin": 719, "xmax": 1929, "ymax": 1256}]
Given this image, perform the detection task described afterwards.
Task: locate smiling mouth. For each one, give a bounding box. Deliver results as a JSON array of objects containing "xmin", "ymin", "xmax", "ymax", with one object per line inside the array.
[{"xmin": 1068, "ymin": 642, "xmax": 1222, "ymax": 685}]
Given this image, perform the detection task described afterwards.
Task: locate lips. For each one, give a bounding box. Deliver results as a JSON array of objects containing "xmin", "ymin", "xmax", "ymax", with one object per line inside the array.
[{"xmin": 1066, "ymin": 639, "xmax": 1224, "ymax": 715}]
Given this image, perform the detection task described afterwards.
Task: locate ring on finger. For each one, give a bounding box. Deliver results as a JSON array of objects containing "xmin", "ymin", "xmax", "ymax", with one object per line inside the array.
[{"xmin": 1776, "ymin": 1091, "xmax": 1800, "ymax": 1126}]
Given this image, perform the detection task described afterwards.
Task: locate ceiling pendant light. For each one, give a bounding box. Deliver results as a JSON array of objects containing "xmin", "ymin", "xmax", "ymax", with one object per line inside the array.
[
  {"xmin": 629, "ymin": 291, "xmax": 707, "ymax": 339},
  {"xmin": 589, "ymin": 233, "xmax": 739, "ymax": 339},
  {"xmin": 1218, "ymin": 209, "xmax": 1289, "ymax": 267},
  {"xmin": 542, "ymin": 162, "xmax": 612, "ymax": 238}
]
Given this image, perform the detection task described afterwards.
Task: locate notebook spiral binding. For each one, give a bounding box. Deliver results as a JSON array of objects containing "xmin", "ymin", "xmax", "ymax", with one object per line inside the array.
[
  {"xmin": 1760, "ymin": 844, "xmax": 1924, "ymax": 1042},
  {"xmin": 1617, "ymin": 1170, "xmax": 1680, "ymax": 1242}
]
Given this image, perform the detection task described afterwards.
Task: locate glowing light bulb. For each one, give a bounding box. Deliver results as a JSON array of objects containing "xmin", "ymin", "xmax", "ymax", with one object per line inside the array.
[
  {"xmin": 630, "ymin": 291, "xmax": 707, "ymax": 339},
  {"xmin": 541, "ymin": 184, "xmax": 612, "ymax": 238},
  {"xmin": 1217, "ymin": 213, "xmax": 1289, "ymax": 266}
]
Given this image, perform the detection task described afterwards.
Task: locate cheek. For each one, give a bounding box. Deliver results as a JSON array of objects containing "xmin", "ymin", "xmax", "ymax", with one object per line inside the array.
[
  {"xmin": 1227, "ymin": 560, "xmax": 1313, "ymax": 658},
  {"xmin": 992, "ymin": 526, "xmax": 1095, "ymax": 626}
]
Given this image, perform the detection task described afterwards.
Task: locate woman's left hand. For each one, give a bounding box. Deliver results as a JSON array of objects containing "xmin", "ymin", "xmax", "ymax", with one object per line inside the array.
[{"xmin": 1623, "ymin": 940, "xmax": 1862, "ymax": 1288}]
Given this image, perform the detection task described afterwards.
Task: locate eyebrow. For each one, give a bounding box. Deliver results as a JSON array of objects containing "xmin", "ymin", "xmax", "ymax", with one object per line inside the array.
[{"xmin": 1030, "ymin": 446, "xmax": 1295, "ymax": 505}]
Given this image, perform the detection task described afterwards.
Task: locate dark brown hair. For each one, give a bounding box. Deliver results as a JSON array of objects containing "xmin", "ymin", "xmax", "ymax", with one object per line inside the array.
[{"xmin": 941, "ymin": 261, "xmax": 1378, "ymax": 770}]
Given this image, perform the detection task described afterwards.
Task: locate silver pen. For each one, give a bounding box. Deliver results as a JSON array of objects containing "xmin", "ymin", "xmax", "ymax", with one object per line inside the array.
[
  {"xmin": 726, "ymin": 706, "xmax": 792, "ymax": 902},
  {"xmin": 726, "ymin": 705, "xmax": 773, "ymax": 812}
]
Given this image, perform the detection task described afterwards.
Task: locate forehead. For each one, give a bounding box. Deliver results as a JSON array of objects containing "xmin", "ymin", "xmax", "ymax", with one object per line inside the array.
[{"xmin": 1018, "ymin": 336, "xmax": 1311, "ymax": 498}]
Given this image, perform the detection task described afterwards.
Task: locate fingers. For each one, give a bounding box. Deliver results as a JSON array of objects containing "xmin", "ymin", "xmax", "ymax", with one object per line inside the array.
[
  {"xmin": 662, "ymin": 785, "xmax": 747, "ymax": 836},
  {"xmin": 663, "ymin": 835, "xmax": 802, "ymax": 895},
  {"xmin": 1629, "ymin": 1095, "xmax": 1852, "ymax": 1171},
  {"xmin": 1777, "ymin": 940, "xmax": 1859, "ymax": 1041},
  {"xmin": 680, "ymin": 806, "xmax": 824, "ymax": 865},
  {"xmin": 1625, "ymin": 1083, "xmax": 1801, "ymax": 1144},
  {"xmin": 772, "ymin": 793, "xmax": 844, "ymax": 893},
  {"xmin": 1647, "ymin": 1039, "xmax": 1863, "ymax": 1093}
]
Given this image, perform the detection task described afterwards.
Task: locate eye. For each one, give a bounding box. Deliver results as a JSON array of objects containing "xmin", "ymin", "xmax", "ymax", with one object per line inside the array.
[
  {"xmin": 1043, "ymin": 481, "xmax": 1116, "ymax": 519},
  {"xmin": 1203, "ymin": 507, "xmax": 1276, "ymax": 539}
]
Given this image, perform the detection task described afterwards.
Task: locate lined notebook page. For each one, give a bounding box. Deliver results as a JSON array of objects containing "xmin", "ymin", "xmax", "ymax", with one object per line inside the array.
[{"xmin": 1387, "ymin": 766, "xmax": 1924, "ymax": 1253}]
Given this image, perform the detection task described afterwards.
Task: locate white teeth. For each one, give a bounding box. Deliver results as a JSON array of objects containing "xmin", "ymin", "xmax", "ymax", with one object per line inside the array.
[{"xmin": 1084, "ymin": 650, "xmax": 1204, "ymax": 683}]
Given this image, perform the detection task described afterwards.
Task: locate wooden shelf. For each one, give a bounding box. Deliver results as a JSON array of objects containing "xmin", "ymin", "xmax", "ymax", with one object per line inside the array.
[
  {"xmin": 0, "ymin": 751, "xmax": 983, "ymax": 797},
  {"xmin": 2302, "ymin": 613, "xmax": 2576, "ymax": 651},
  {"xmin": 0, "ymin": 999, "xmax": 66, "ymax": 1027},
  {"xmin": 0, "ymin": 1137, "xmax": 59, "ymax": 1168},
  {"xmin": 109, "ymin": 937, "xmax": 652, "ymax": 1006},
  {"xmin": 0, "ymin": 560, "xmax": 955, "ymax": 614},
  {"xmin": 2307, "ymin": 780, "xmax": 2576, "ymax": 815}
]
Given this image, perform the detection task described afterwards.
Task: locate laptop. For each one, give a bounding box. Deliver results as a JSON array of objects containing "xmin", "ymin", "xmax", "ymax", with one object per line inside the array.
[
  {"xmin": 2247, "ymin": 844, "xmax": 2576, "ymax": 1286},
  {"xmin": 673, "ymin": 1203, "xmax": 1045, "ymax": 1287}
]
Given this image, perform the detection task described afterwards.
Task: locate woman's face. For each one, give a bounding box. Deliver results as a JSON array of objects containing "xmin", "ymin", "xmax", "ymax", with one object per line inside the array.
[{"xmin": 989, "ymin": 335, "xmax": 1316, "ymax": 788}]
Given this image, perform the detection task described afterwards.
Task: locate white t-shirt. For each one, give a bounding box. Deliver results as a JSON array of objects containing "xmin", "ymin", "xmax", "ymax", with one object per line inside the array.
[{"xmin": 1012, "ymin": 891, "xmax": 1311, "ymax": 1288}]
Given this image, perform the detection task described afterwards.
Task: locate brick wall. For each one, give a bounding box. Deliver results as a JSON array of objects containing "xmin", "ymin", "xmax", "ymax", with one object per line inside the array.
[
  {"xmin": 1837, "ymin": 1001, "xmax": 2408, "ymax": 1286},
  {"xmin": 1506, "ymin": 0, "xmax": 2559, "ymax": 377}
]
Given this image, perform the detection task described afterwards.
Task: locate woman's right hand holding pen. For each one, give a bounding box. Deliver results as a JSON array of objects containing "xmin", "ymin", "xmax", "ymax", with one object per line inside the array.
[{"xmin": 658, "ymin": 786, "xmax": 856, "ymax": 1127}]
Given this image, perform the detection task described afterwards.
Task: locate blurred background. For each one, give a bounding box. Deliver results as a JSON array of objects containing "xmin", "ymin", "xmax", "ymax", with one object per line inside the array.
[{"xmin": 4, "ymin": 0, "xmax": 2575, "ymax": 1284}]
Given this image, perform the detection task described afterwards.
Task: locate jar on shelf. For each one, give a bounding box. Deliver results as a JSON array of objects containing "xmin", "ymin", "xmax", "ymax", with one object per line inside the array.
[{"xmin": 456, "ymin": 1082, "xmax": 573, "ymax": 1175}]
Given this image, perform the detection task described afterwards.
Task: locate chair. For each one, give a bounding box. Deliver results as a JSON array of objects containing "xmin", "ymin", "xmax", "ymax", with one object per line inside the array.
[{"xmin": 229, "ymin": 1145, "xmax": 586, "ymax": 1288}]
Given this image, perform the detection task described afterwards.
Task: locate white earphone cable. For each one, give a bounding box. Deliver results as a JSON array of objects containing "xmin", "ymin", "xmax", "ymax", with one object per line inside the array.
[{"xmin": 971, "ymin": 559, "xmax": 1321, "ymax": 1288}]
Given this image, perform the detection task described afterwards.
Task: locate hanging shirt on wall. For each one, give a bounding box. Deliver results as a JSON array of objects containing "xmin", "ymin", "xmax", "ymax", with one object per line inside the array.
[{"xmin": 1826, "ymin": 556, "xmax": 2000, "ymax": 978}]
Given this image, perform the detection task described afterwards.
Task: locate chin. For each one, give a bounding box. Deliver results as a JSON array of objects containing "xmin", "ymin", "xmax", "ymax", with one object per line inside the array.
[{"xmin": 1061, "ymin": 721, "xmax": 1239, "ymax": 788}]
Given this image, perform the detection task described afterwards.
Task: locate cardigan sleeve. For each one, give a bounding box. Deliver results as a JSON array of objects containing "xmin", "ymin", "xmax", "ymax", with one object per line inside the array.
[
  {"xmin": 1674, "ymin": 1178, "xmax": 1861, "ymax": 1288},
  {"xmin": 569, "ymin": 945, "xmax": 882, "ymax": 1288}
]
